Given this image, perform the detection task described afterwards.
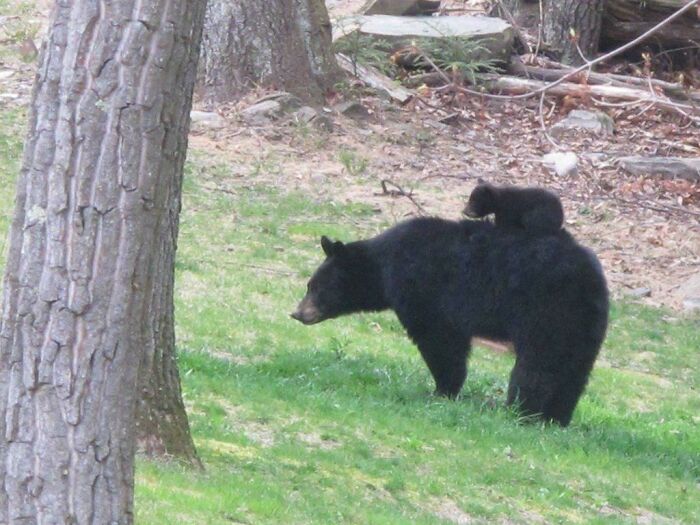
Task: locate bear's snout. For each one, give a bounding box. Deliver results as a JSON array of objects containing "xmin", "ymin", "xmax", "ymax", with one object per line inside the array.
[
  {"xmin": 291, "ymin": 298, "xmax": 322, "ymax": 325},
  {"xmin": 462, "ymin": 204, "xmax": 479, "ymax": 218}
]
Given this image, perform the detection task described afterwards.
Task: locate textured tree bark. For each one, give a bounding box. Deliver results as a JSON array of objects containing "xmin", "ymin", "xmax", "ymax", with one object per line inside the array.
[
  {"xmin": 603, "ymin": 0, "xmax": 700, "ymax": 49},
  {"xmin": 199, "ymin": 0, "xmax": 340, "ymax": 104},
  {"xmin": 543, "ymin": 0, "xmax": 605, "ymax": 65},
  {"xmin": 0, "ymin": 0, "xmax": 206, "ymax": 522},
  {"xmin": 134, "ymin": 221, "xmax": 201, "ymax": 467}
]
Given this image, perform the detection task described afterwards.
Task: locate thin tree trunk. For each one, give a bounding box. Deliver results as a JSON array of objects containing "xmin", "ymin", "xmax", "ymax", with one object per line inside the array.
[
  {"xmin": 0, "ymin": 0, "xmax": 206, "ymax": 522},
  {"xmin": 199, "ymin": 0, "xmax": 340, "ymax": 104},
  {"xmin": 543, "ymin": 0, "xmax": 605, "ymax": 65}
]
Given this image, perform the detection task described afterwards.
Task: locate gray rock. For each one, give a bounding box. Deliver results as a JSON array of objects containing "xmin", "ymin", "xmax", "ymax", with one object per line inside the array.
[
  {"xmin": 550, "ymin": 110, "xmax": 614, "ymax": 138},
  {"xmin": 679, "ymin": 273, "xmax": 700, "ymax": 312},
  {"xmin": 335, "ymin": 100, "xmax": 370, "ymax": 120},
  {"xmin": 628, "ymin": 287, "xmax": 652, "ymax": 299},
  {"xmin": 311, "ymin": 114, "xmax": 334, "ymax": 132},
  {"xmin": 255, "ymin": 91, "xmax": 303, "ymax": 111},
  {"xmin": 618, "ymin": 156, "xmax": 700, "ymax": 182},
  {"xmin": 542, "ymin": 151, "xmax": 578, "ymax": 177},
  {"xmin": 683, "ymin": 298, "xmax": 700, "ymax": 312},
  {"xmin": 190, "ymin": 110, "xmax": 226, "ymax": 130},
  {"xmin": 293, "ymin": 106, "xmax": 333, "ymax": 132},
  {"xmin": 241, "ymin": 100, "xmax": 283, "ymax": 125},
  {"xmin": 363, "ymin": 0, "xmax": 441, "ymax": 16},
  {"xmin": 294, "ymin": 106, "xmax": 319, "ymax": 123},
  {"xmin": 336, "ymin": 15, "xmax": 514, "ymax": 63}
]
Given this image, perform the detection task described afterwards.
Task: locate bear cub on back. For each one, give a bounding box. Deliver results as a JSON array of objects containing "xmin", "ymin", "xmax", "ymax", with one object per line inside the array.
[
  {"xmin": 292, "ymin": 218, "xmax": 609, "ymax": 427},
  {"xmin": 463, "ymin": 182, "xmax": 564, "ymax": 235}
]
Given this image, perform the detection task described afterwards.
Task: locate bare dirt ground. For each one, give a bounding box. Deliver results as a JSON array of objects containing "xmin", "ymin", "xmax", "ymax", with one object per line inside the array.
[{"xmin": 2, "ymin": 0, "xmax": 699, "ymax": 311}]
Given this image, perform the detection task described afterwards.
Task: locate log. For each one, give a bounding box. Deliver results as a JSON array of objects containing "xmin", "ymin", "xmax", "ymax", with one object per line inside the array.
[
  {"xmin": 478, "ymin": 74, "xmax": 700, "ymax": 120},
  {"xmin": 507, "ymin": 60, "xmax": 700, "ymax": 103}
]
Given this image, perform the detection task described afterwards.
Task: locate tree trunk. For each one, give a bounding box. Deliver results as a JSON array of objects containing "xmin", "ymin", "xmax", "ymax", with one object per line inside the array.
[
  {"xmin": 543, "ymin": 0, "xmax": 605, "ymax": 65},
  {"xmin": 603, "ymin": 0, "xmax": 700, "ymax": 49},
  {"xmin": 198, "ymin": 0, "xmax": 340, "ymax": 105},
  {"xmin": 0, "ymin": 0, "xmax": 206, "ymax": 522},
  {"xmin": 134, "ymin": 216, "xmax": 201, "ymax": 467}
]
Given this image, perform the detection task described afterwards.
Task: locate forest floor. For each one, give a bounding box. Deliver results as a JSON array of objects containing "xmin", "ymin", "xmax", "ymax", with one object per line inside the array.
[{"xmin": 0, "ymin": 1, "xmax": 699, "ymax": 524}]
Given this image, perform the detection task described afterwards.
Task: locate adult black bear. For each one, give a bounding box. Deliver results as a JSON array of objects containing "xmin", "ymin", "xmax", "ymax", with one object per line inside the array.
[
  {"xmin": 463, "ymin": 182, "xmax": 564, "ymax": 235},
  {"xmin": 292, "ymin": 218, "xmax": 608, "ymax": 426}
]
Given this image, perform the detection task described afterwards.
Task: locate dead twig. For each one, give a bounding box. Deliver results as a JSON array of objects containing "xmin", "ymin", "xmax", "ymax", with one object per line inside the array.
[
  {"xmin": 377, "ymin": 179, "xmax": 427, "ymax": 215},
  {"xmin": 538, "ymin": 90, "xmax": 560, "ymax": 149},
  {"xmin": 201, "ymin": 184, "xmax": 237, "ymax": 196},
  {"xmin": 417, "ymin": 172, "xmax": 481, "ymax": 183},
  {"xmin": 613, "ymin": 196, "xmax": 700, "ymax": 219}
]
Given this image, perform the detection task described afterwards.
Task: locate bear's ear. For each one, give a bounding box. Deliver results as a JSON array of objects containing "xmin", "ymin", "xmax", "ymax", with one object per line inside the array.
[{"xmin": 321, "ymin": 236, "xmax": 346, "ymax": 257}]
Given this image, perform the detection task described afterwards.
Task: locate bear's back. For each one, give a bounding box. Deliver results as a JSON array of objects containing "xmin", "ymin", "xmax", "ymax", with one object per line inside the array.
[{"xmin": 366, "ymin": 217, "xmax": 607, "ymax": 339}]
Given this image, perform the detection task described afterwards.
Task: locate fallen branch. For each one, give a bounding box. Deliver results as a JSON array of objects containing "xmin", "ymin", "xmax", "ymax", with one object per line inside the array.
[
  {"xmin": 613, "ymin": 196, "xmax": 700, "ymax": 218},
  {"xmin": 417, "ymin": 172, "xmax": 481, "ymax": 183},
  {"xmin": 508, "ymin": 60, "xmax": 700, "ymax": 104},
  {"xmin": 479, "ymin": 74, "xmax": 700, "ymax": 121},
  {"xmin": 377, "ymin": 179, "xmax": 426, "ymax": 215}
]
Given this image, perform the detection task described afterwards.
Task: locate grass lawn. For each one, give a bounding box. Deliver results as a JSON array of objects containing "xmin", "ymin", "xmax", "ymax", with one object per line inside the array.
[{"xmin": 0, "ymin": 100, "xmax": 698, "ymax": 524}]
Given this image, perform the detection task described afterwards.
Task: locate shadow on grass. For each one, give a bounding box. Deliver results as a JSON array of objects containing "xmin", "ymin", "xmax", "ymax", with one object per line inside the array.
[{"xmin": 179, "ymin": 346, "xmax": 698, "ymax": 484}]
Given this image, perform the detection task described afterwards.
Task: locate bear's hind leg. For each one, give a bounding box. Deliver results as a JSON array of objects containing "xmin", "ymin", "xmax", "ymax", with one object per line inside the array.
[
  {"xmin": 506, "ymin": 357, "xmax": 556, "ymax": 422},
  {"xmin": 542, "ymin": 365, "xmax": 593, "ymax": 426},
  {"xmin": 507, "ymin": 355, "xmax": 593, "ymax": 427}
]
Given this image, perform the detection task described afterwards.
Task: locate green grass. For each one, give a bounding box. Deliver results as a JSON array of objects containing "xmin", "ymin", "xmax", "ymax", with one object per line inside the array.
[{"xmin": 0, "ymin": 91, "xmax": 698, "ymax": 524}]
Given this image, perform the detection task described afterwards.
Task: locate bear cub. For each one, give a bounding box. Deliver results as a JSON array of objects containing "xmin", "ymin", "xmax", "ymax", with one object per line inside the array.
[
  {"xmin": 463, "ymin": 182, "xmax": 564, "ymax": 235},
  {"xmin": 292, "ymin": 218, "xmax": 609, "ymax": 427}
]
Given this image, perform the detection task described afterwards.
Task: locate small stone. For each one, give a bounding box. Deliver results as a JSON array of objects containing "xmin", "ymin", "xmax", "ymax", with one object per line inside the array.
[
  {"xmin": 254, "ymin": 91, "xmax": 303, "ymax": 111},
  {"xmin": 294, "ymin": 106, "xmax": 319, "ymax": 124},
  {"xmin": 679, "ymin": 273, "xmax": 700, "ymax": 312},
  {"xmin": 241, "ymin": 100, "xmax": 283, "ymax": 125},
  {"xmin": 542, "ymin": 151, "xmax": 578, "ymax": 177},
  {"xmin": 628, "ymin": 287, "xmax": 652, "ymax": 298},
  {"xmin": 682, "ymin": 298, "xmax": 700, "ymax": 312},
  {"xmin": 550, "ymin": 109, "xmax": 614, "ymax": 138},
  {"xmin": 190, "ymin": 110, "xmax": 226, "ymax": 130},
  {"xmin": 335, "ymin": 100, "xmax": 370, "ymax": 120},
  {"xmin": 311, "ymin": 114, "xmax": 333, "ymax": 132}
]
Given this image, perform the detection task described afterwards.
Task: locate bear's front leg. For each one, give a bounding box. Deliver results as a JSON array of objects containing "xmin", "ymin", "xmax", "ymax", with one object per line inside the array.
[{"xmin": 412, "ymin": 329, "xmax": 471, "ymax": 399}]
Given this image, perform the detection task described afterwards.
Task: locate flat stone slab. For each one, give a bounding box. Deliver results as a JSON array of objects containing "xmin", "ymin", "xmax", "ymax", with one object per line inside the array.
[
  {"xmin": 618, "ymin": 156, "xmax": 700, "ymax": 182},
  {"xmin": 335, "ymin": 15, "xmax": 514, "ymax": 62}
]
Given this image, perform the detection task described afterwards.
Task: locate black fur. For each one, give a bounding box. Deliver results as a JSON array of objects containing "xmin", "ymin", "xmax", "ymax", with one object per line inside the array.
[
  {"xmin": 463, "ymin": 183, "xmax": 564, "ymax": 235},
  {"xmin": 292, "ymin": 218, "xmax": 608, "ymax": 426}
]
